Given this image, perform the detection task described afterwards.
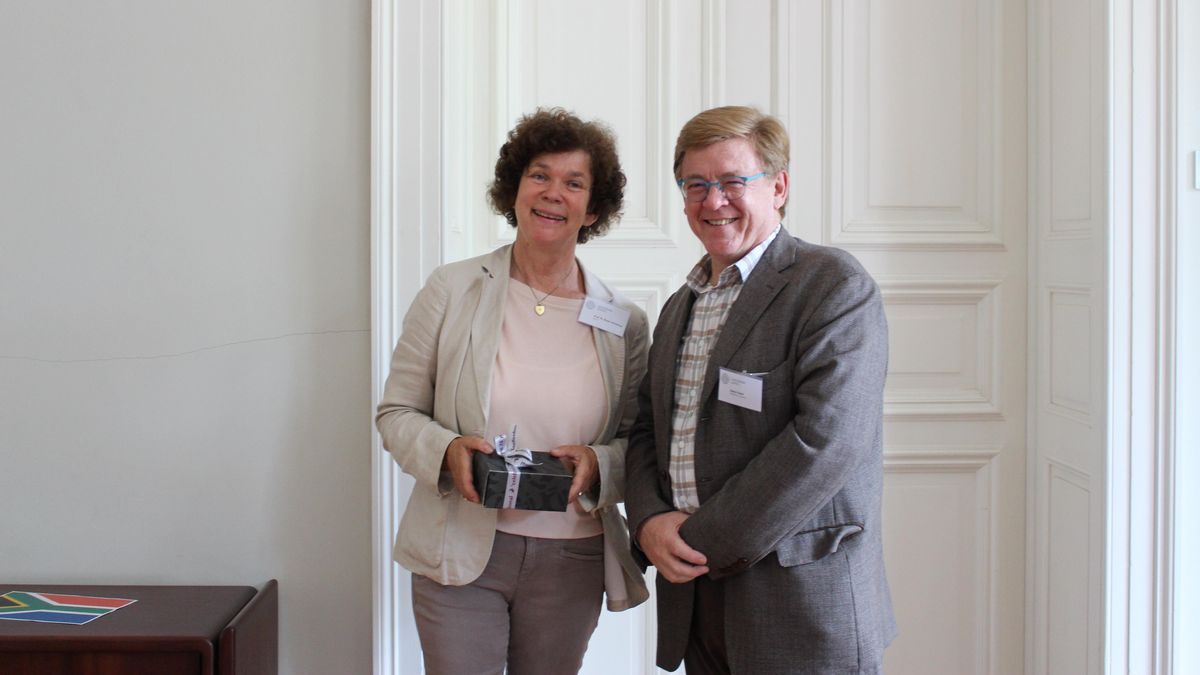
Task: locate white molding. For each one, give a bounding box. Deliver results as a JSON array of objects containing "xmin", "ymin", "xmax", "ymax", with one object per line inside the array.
[
  {"xmin": 1042, "ymin": 459, "xmax": 1095, "ymax": 675},
  {"xmin": 1031, "ymin": 456, "xmax": 1091, "ymax": 675},
  {"xmin": 440, "ymin": 0, "xmax": 482, "ymax": 264},
  {"xmin": 372, "ymin": 0, "xmax": 441, "ymax": 673},
  {"xmin": 1024, "ymin": 1, "xmax": 1041, "ymax": 672},
  {"xmin": 1032, "ymin": 0, "xmax": 1184, "ymax": 671},
  {"xmin": 1107, "ymin": 0, "xmax": 1180, "ymax": 671},
  {"xmin": 827, "ymin": 0, "xmax": 1005, "ymax": 251},
  {"xmin": 701, "ymin": 0, "xmax": 727, "ymax": 109},
  {"xmin": 1044, "ymin": 228, "xmax": 1093, "ymax": 242},
  {"xmin": 1107, "ymin": 4, "xmax": 1134, "ymax": 660},
  {"xmin": 1045, "ymin": 0, "xmax": 1095, "ymax": 236},
  {"xmin": 883, "ymin": 446, "xmax": 1000, "ymax": 471},
  {"xmin": 370, "ymin": 3, "xmax": 397, "ymax": 673},
  {"xmin": 1152, "ymin": 1, "xmax": 1179, "ymax": 668},
  {"xmin": 769, "ymin": 0, "xmax": 789, "ymax": 117},
  {"xmin": 884, "ymin": 446, "xmax": 1000, "ymax": 674},
  {"xmin": 478, "ymin": 1, "xmax": 681, "ymax": 251},
  {"xmin": 879, "ymin": 278, "xmax": 1004, "ymax": 421},
  {"xmin": 1028, "ymin": 0, "xmax": 1111, "ymax": 670},
  {"xmin": 773, "ymin": 0, "xmax": 822, "ymax": 238},
  {"xmin": 1045, "ymin": 284, "xmax": 1093, "ymax": 424}
]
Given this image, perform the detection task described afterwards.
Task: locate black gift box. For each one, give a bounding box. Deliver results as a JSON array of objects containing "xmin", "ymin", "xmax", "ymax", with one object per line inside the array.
[{"xmin": 471, "ymin": 451, "xmax": 572, "ymax": 512}]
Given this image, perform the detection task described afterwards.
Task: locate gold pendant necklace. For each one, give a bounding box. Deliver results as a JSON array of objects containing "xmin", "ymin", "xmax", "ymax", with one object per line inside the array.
[{"xmin": 516, "ymin": 256, "xmax": 576, "ymax": 316}]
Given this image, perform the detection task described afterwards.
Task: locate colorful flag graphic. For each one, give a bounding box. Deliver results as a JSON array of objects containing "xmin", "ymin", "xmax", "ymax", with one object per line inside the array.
[{"xmin": 0, "ymin": 591, "xmax": 136, "ymax": 625}]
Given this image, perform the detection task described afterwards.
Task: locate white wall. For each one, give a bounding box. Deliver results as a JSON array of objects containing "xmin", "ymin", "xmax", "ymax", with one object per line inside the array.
[{"xmin": 0, "ymin": 3, "xmax": 372, "ymax": 674}]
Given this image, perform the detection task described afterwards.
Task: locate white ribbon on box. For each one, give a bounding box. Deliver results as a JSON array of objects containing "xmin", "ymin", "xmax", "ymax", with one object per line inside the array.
[{"xmin": 492, "ymin": 425, "xmax": 540, "ymax": 509}]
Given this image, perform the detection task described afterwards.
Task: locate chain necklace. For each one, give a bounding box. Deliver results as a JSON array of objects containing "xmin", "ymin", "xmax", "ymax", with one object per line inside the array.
[{"xmin": 514, "ymin": 255, "xmax": 576, "ymax": 316}]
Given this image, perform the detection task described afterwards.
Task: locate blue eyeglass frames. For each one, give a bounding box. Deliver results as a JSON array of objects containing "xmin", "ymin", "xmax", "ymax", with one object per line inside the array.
[{"xmin": 676, "ymin": 172, "xmax": 767, "ymax": 203}]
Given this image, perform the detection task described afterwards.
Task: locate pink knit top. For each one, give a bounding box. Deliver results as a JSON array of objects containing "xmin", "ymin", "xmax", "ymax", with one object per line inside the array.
[{"xmin": 487, "ymin": 277, "xmax": 606, "ymax": 539}]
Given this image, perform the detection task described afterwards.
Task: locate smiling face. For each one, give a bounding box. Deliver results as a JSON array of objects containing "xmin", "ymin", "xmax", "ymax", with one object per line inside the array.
[
  {"xmin": 678, "ymin": 137, "xmax": 788, "ymax": 277},
  {"xmin": 513, "ymin": 150, "xmax": 599, "ymax": 253}
]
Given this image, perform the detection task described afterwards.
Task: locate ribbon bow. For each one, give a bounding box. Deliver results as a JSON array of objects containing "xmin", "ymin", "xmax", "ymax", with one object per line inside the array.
[
  {"xmin": 493, "ymin": 425, "xmax": 539, "ymax": 469},
  {"xmin": 491, "ymin": 425, "xmax": 541, "ymax": 509}
]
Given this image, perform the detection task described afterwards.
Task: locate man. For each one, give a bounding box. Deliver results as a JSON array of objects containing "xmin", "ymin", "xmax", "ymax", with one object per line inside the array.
[{"xmin": 625, "ymin": 106, "xmax": 895, "ymax": 674}]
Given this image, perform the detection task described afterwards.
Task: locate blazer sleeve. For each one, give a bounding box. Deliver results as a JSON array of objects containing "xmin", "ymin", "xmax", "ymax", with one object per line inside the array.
[
  {"xmin": 375, "ymin": 266, "xmax": 462, "ymax": 493},
  {"xmin": 678, "ymin": 271, "xmax": 888, "ymax": 579},
  {"xmin": 584, "ymin": 306, "xmax": 650, "ymax": 512}
]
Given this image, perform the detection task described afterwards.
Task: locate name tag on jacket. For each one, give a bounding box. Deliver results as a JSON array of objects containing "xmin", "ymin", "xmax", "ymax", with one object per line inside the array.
[
  {"xmin": 718, "ymin": 367, "xmax": 763, "ymax": 412},
  {"xmin": 578, "ymin": 298, "xmax": 630, "ymax": 336}
]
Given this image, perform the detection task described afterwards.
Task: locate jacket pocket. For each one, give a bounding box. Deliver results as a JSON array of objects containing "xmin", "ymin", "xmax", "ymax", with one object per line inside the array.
[{"xmin": 775, "ymin": 523, "xmax": 864, "ymax": 567}]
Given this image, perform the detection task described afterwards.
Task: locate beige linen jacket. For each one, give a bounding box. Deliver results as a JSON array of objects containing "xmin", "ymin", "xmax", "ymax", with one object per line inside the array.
[{"xmin": 376, "ymin": 245, "xmax": 650, "ymax": 611}]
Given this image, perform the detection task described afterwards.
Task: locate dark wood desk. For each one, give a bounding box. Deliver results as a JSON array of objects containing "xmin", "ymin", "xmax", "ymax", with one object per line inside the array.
[{"xmin": 0, "ymin": 581, "xmax": 277, "ymax": 675}]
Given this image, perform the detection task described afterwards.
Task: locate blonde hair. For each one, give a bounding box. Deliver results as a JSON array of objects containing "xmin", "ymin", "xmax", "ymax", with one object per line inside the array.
[{"xmin": 673, "ymin": 106, "xmax": 790, "ymax": 216}]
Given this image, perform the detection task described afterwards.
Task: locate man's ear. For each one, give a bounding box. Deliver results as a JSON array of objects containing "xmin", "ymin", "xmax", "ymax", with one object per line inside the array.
[{"xmin": 772, "ymin": 170, "xmax": 790, "ymax": 211}]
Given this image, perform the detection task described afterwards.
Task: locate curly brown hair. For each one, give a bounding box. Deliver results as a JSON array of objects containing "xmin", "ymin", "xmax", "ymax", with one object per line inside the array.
[{"xmin": 487, "ymin": 108, "xmax": 625, "ymax": 244}]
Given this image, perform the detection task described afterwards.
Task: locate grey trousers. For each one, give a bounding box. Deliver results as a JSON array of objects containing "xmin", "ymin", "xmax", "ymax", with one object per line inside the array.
[{"xmin": 411, "ymin": 531, "xmax": 605, "ymax": 675}]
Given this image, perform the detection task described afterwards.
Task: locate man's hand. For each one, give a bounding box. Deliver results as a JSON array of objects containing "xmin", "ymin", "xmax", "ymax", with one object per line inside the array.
[
  {"xmin": 443, "ymin": 436, "xmax": 492, "ymax": 503},
  {"xmin": 637, "ymin": 511, "xmax": 709, "ymax": 583},
  {"xmin": 549, "ymin": 444, "xmax": 599, "ymax": 505}
]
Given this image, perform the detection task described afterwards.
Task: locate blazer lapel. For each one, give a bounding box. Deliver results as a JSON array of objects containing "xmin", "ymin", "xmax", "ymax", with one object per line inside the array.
[
  {"xmin": 655, "ymin": 287, "xmax": 697, "ymax": 425},
  {"xmin": 699, "ymin": 233, "xmax": 795, "ymax": 405},
  {"xmin": 469, "ymin": 246, "xmax": 513, "ymax": 421},
  {"xmin": 581, "ymin": 264, "xmax": 624, "ymax": 440}
]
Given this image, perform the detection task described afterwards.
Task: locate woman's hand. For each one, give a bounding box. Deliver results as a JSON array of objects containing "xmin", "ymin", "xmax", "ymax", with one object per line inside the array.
[
  {"xmin": 549, "ymin": 444, "xmax": 599, "ymax": 504},
  {"xmin": 443, "ymin": 436, "xmax": 493, "ymax": 503}
]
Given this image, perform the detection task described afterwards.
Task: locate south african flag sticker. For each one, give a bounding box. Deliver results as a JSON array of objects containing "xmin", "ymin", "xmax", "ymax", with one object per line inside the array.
[{"xmin": 0, "ymin": 591, "xmax": 136, "ymax": 625}]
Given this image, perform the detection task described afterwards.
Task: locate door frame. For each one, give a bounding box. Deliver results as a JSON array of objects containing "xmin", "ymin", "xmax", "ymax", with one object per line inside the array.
[
  {"xmin": 371, "ymin": 0, "xmax": 442, "ymax": 673},
  {"xmin": 1104, "ymin": 0, "xmax": 1180, "ymax": 671},
  {"xmin": 368, "ymin": 1, "xmax": 1187, "ymax": 673}
]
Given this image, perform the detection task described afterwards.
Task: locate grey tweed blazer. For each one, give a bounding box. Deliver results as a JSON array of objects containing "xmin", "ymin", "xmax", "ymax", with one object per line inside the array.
[{"xmin": 625, "ymin": 229, "xmax": 896, "ymax": 673}]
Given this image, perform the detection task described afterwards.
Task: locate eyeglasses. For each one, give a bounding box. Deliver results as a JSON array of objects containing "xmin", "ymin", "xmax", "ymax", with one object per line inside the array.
[{"xmin": 676, "ymin": 172, "xmax": 767, "ymax": 203}]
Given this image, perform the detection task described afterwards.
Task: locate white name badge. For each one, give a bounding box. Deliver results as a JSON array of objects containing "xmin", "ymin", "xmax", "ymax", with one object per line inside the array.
[
  {"xmin": 577, "ymin": 298, "xmax": 630, "ymax": 336},
  {"xmin": 717, "ymin": 367, "xmax": 764, "ymax": 412}
]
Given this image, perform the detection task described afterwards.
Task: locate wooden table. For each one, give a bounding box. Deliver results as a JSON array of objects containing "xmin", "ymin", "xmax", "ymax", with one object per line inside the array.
[{"xmin": 0, "ymin": 581, "xmax": 277, "ymax": 675}]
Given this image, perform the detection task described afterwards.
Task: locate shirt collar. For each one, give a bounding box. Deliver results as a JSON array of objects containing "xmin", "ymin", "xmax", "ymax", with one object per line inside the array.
[{"xmin": 686, "ymin": 224, "xmax": 783, "ymax": 293}]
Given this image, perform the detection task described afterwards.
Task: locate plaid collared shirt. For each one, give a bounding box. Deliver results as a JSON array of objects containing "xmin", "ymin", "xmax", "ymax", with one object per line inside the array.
[{"xmin": 669, "ymin": 226, "xmax": 781, "ymax": 512}]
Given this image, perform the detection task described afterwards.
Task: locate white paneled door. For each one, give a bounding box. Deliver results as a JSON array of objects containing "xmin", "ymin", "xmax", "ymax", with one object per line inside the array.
[{"xmin": 394, "ymin": 1, "xmax": 1029, "ymax": 673}]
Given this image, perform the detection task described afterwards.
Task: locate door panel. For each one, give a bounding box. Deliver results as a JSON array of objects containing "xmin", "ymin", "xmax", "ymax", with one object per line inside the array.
[
  {"xmin": 1028, "ymin": 0, "xmax": 1107, "ymax": 671},
  {"xmin": 439, "ymin": 2, "xmax": 1026, "ymax": 673}
]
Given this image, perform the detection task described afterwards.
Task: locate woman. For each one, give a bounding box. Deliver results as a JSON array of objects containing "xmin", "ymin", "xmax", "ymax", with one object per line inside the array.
[{"xmin": 376, "ymin": 108, "xmax": 649, "ymax": 674}]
